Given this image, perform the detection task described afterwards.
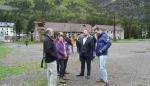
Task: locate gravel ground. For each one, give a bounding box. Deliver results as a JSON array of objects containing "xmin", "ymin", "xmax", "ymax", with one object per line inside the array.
[
  {"xmin": 0, "ymin": 43, "xmax": 43, "ymax": 66},
  {"xmin": 0, "ymin": 41, "xmax": 150, "ymax": 86}
]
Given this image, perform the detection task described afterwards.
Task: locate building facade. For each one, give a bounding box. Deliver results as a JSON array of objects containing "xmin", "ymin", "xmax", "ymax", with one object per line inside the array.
[
  {"xmin": 0, "ymin": 22, "xmax": 16, "ymax": 42},
  {"xmin": 93, "ymin": 25, "xmax": 124, "ymax": 40},
  {"xmin": 33, "ymin": 22, "xmax": 92, "ymax": 41},
  {"xmin": 33, "ymin": 22, "xmax": 124, "ymax": 41}
]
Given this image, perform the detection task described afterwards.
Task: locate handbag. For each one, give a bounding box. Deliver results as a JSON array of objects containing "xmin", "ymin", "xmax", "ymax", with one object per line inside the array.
[{"xmin": 41, "ymin": 44, "xmax": 47, "ymax": 69}]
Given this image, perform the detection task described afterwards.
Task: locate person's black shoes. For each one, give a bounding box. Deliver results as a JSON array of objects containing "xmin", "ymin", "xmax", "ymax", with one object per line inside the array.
[
  {"xmin": 76, "ymin": 74, "xmax": 84, "ymax": 77},
  {"xmin": 77, "ymin": 74, "xmax": 90, "ymax": 79},
  {"xmin": 65, "ymin": 72, "xmax": 70, "ymax": 75}
]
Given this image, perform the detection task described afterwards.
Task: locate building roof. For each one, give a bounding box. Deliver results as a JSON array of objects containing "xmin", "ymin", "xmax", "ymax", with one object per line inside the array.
[
  {"xmin": 0, "ymin": 22, "xmax": 15, "ymax": 27},
  {"xmin": 44, "ymin": 22, "xmax": 92, "ymax": 32},
  {"xmin": 93, "ymin": 25, "xmax": 123, "ymax": 31},
  {"xmin": 34, "ymin": 22, "xmax": 124, "ymax": 33}
]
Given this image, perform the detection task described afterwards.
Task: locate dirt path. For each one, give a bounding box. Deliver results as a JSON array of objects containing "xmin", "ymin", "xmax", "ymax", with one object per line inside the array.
[
  {"xmin": 0, "ymin": 42, "xmax": 150, "ymax": 86},
  {"xmin": 0, "ymin": 43, "xmax": 43, "ymax": 66}
]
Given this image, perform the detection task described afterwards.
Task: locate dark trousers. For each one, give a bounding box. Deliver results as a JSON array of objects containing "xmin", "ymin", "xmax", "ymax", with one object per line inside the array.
[
  {"xmin": 57, "ymin": 59, "xmax": 68, "ymax": 77},
  {"xmin": 80, "ymin": 54, "xmax": 91, "ymax": 76},
  {"xmin": 57, "ymin": 59, "xmax": 60, "ymax": 74},
  {"xmin": 64, "ymin": 59, "xmax": 68, "ymax": 73}
]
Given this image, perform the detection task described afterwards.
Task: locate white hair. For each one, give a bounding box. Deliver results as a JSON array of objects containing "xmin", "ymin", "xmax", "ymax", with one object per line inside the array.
[{"xmin": 45, "ymin": 28, "xmax": 53, "ymax": 34}]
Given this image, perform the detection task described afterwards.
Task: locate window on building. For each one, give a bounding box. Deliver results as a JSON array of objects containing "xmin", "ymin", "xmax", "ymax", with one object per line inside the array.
[
  {"xmin": 38, "ymin": 23, "xmax": 44, "ymax": 27},
  {"xmin": 107, "ymin": 31, "xmax": 109, "ymax": 33},
  {"xmin": 11, "ymin": 31, "xmax": 14, "ymax": 34},
  {"xmin": 2, "ymin": 28, "xmax": 3, "ymax": 30},
  {"xmin": 111, "ymin": 31, "xmax": 113, "ymax": 34},
  {"xmin": 36, "ymin": 36, "xmax": 39, "ymax": 39}
]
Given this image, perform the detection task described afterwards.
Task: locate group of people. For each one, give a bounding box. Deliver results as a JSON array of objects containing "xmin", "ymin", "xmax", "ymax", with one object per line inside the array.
[{"xmin": 43, "ymin": 26, "xmax": 111, "ymax": 86}]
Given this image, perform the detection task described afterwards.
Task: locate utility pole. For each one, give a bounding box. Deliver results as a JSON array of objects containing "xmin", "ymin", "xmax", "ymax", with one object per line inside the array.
[{"xmin": 113, "ymin": 16, "xmax": 117, "ymax": 41}]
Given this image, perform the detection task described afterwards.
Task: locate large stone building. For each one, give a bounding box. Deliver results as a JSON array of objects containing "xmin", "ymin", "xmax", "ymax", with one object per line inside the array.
[
  {"xmin": 0, "ymin": 22, "xmax": 16, "ymax": 42},
  {"xmin": 33, "ymin": 22, "xmax": 124, "ymax": 41},
  {"xmin": 33, "ymin": 22, "xmax": 92, "ymax": 41}
]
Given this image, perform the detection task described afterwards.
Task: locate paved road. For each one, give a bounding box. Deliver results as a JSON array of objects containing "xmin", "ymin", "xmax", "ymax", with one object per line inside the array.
[{"xmin": 0, "ymin": 41, "xmax": 150, "ymax": 86}]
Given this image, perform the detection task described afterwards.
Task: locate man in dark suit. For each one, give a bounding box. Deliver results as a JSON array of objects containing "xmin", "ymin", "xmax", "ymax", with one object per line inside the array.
[{"xmin": 77, "ymin": 29, "xmax": 94, "ymax": 79}]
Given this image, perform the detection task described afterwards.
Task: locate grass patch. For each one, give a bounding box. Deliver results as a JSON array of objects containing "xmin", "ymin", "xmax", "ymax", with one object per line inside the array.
[
  {"xmin": 0, "ymin": 42, "xmax": 4, "ymax": 46},
  {"xmin": 0, "ymin": 63, "xmax": 43, "ymax": 80},
  {"xmin": 0, "ymin": 66, "xmax": 24, "ymax": 80},
  {"xmin": 34, "ymin": 77, "xmax": 47, "ymax": 86},
  {"xmin": 113, "ymin": 39, "xmax": 150, "ymax": 43},
  {"xmin": 0, "ymin": 46, "xmax": 10, "ymax": 59}
]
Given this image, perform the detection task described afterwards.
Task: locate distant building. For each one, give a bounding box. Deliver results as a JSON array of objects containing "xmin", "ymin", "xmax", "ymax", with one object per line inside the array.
[
  {"xmin": 93, "ymin": 25, "xmax": 124, "ymax": 40},
  {"xmin": 0, "ymin": 22, "xmax": 16, "ymax": 42},
  {"xmin": 33, "ymin": 22, "xmax": 124, "ymax": 41},
  {"xmin": 33, "ymin": 22, "xmax": 92, "ymax": 41},
  {"xmin": 142, "ymin": 30, "xmax": 148, "ymax": 39}
]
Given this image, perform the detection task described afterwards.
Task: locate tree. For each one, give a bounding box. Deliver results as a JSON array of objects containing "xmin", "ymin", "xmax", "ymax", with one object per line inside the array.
[{"xmin": 0, "ymin": 0, "xmax": 149, "ymax": 39}]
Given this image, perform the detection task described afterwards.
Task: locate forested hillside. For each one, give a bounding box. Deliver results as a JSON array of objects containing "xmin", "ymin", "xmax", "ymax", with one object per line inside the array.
[{"xmin": 0, "ymin": 0, "xmax": 149, "ymax": 39}]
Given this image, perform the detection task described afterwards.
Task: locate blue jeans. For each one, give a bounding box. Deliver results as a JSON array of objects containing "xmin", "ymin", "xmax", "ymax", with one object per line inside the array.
[{"xmin": 99, "ymin": 55, "xmax": 108, "ymax": 83}]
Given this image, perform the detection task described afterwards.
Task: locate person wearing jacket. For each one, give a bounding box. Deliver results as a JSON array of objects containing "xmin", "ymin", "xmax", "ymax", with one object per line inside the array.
[
  {"xmin": 58, "ymin": 32, "xmax": 71, "ymax": 75},
  {"xmin": 44, "ymin": 28, "xmax": 58, "ymax": 86},
  {"xmin": 56, "ymin": 34, "xmax": 70, "ymax": 80},
  {"xmin": 95, "ymin": 28, "xmax": 111, "ymax": 86},
  {"xmin": 76, "ymin": 29, "xmax": 94, "ymax": 79}
]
